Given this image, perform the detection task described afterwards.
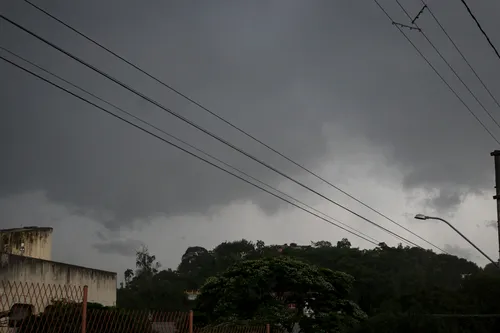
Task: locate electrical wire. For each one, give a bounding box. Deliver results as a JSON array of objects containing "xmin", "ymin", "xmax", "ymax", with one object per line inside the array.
[
  {"xmin": 0, "ymin": 53, "xmax": 381, "ymax": 247},
  {"xmin": 0, "ymin": 14, "xmax": 423, "ymax": 248},
  {"xmin": 458, "ymin": 0, "xmax": 500, "ymax": 61},
  {"xmin": 0, "ymin": 45, "xmax": 381, "ymax": 245},
  {"xmin": 395, "ymin": 0, "xmax": 500, "ymax": 131},
  {"xmin": 18, "ymin": 0, "xmax": 443, "ymax": 252},
  {"xmin": 376, "ymin": 0, "xmax": 500, "ymax": 263},
  {"xmin": 372, "ymin": 0, "xmax": 500, "ymax": 145},
  {"xmin": 419, "ymin": 1, "xmax": 500, "ymax": 114}
]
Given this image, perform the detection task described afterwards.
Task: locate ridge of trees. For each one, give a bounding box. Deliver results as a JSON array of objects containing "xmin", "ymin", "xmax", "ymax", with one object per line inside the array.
[{"xmin": 117, "ymin": 240, "xmax": 500, "ymax": 332}]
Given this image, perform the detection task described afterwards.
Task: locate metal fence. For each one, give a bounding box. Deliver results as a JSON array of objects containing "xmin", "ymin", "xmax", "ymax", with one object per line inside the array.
[{"xmin": 0, "ymin": 280, "xmax": 271, "ymax": 333}]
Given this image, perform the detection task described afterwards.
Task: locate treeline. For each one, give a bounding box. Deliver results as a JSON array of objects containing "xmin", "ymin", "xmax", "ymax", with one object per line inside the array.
[{"xmin": 117, "ymin": 239, "xmax": 500, "ymax": 332}]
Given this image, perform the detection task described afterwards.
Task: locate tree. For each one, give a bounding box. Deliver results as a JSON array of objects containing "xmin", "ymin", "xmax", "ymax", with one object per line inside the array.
[
  {"xmin": 211, "ymin": 239, "xmax": 256, "ymax": 273},
  {"xmin": 135, "ymin": 245, "xmax": 161, "ymax": 276},
  {"xmin": 178, "ymin": 246, "xmax": 215, "ymax": 287},
  {"xmin": 377, "ymin": 242, "xmax": 389, "ymax": 250},
  {"xmin": 182, "ymin": 246, "xmax": 208, "ymax": 259},
  {"xmin": 124, "ymin": 269, "xmax": 134, "ymax": 286},
  {"xmin": 213, "ymin": 239, "xmax": 255, "ymax": 259},
  {"xmin": 312, "ymin": 240, "xmax": 332, "ymax": 248},
  {"xmin": 196, "ymin": 256, "xmax": 366, "ymax": 333},
  {"xmin": 337, "ymin": 238, "xmax": 351, "ymax": 249},
  {"xmin": 483, "ymin": 262, "xmax": 499, "ymax": 274},
  {"xmin": 118, "ymin": 247, "xmax": 190, "ymax": 310}
]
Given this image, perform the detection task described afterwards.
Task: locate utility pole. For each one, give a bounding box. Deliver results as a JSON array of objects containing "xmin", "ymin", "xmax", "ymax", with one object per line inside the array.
[{"xmin": 490, "ymin": 150, "xmax": 500, "ymax": 264}]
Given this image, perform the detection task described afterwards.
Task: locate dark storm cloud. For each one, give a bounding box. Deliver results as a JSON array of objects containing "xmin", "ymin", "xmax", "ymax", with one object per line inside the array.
[
  {"xmin": 0, "ymin": 0, "xmax": 333, "ymax": 228},
  {"xmin": 422, "ymin": 188, "xmax": 468, "ymax": 214},
  {"xmin": 348, "ymin": 0, "xmax": 500, "ymax": 211},
  {"xmin": 1, "ymin": 0, "xmax": 500, "ymax": 229}
]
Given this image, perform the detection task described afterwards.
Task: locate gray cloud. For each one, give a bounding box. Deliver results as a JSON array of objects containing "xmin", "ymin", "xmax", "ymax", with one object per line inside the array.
[
  {"xmin": 443, "ymin": 244, "xmax": 474, "ymax": 261},
  {"xmin": 0, "ymin": 191, "xmax": 129, "ymax": 272},
  {"xmin": 95, "ymin": 230, "xmax": 108, "ymax": 242},
  {"xmin": 1, "ymin": 0, "xmax": 500, "ymax": 233},
  {"xmin": 486, "ymin": 220, "xmax": 498, "ymax": 230},
  {"xmin": 93, "ymin": 238, "xmax": 143, "ymax": 257},
  {"xmin": 421, "ymin": 188, "xmax": 470, "ymax": 215}
]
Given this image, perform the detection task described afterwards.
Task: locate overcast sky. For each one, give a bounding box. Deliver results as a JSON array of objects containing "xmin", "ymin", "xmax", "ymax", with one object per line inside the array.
[{"xmin": 1, "ymin": 0, "xmax": 500, "ymax": 277}]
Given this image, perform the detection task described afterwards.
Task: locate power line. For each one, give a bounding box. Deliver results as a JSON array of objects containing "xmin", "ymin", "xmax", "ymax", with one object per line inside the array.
[
  {"xmin": 19, "ymin": 0, "xmax": 443, "ymax": 252},
  {"xmin": 395, "ymin": 0, "xmax": 500, "ymax": 131},
  {"xmin": 372, "ymin": 0, "xmax": 500, "ymax": 145},
  {"xmin": 458, "ymin": 0, "xmax": 500, "ymax": 61},
  {"xmin": 374, "ymin": 0, "xmax": 498, "ymax": 259},
  {"xmin": 419, "ymin": 0, "xmax": 500, "ymax": 114},
  {"xmin": 0, "ymin": 54, "xmax": 381, "ymax": 247},
  {"xmin": 0, "ymin": 14, "xmax": 422, "ymax": 248},
  {"xmin": 0, "ymin": 45, "xmax": 381, "ymax": 246}
]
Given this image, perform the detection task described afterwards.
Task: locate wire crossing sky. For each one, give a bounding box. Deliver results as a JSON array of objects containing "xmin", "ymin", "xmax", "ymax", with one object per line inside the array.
[
  {"xmin": 0, "ymin": 44, "xmax": 382, "ymax": 246},
  {"xmin": 21, "ymin": 0, "xmax": 445, "ymax": 253},
  {"xmin": 0, "ymin": 13, "xmax": 427, "ymax": 248},
  {"xmin": 1, "ymin": 0, "xmax": 499, "ymax": 271},
  {"xmin": 0, "ymin": 54, "xmax": 382, "ymax": 246}
]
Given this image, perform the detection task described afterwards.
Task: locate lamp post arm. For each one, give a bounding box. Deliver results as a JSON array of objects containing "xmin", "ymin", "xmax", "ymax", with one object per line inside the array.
[{"xmin": 430, "ymin": 216, "xmax": 498, "ymax": 268}]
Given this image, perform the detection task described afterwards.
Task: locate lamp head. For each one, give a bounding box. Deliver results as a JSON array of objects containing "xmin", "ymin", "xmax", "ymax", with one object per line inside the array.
[{"xmin": 414, "ymin": 214, "xmax": 428, "ymax": 220}]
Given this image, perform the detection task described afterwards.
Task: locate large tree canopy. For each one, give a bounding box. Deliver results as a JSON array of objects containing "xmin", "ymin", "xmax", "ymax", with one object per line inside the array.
[{"xmin": 196, "ymin": 256, "xmax": 366, "ymax": 333}]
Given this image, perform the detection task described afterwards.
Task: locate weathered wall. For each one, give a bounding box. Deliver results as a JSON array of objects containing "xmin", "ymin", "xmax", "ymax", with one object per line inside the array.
[
  {"xmin": 0, "ymin": 253, "xmax": 117, "ymax": 313},
  {"xmin": 0, "ymin": 228, "xmax": 53, "ymax": 261}
]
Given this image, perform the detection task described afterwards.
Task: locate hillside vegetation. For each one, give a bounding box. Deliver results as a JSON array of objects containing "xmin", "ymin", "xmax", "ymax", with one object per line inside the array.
[{"xmin": 117, "ymin": 239, "xmax": 500, "ymax": 332}]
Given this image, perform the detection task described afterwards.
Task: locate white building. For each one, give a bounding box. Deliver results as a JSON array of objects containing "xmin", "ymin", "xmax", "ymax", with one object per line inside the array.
[
  {"xmin": 0, "ymin": 227, "xmax": 53, "ymax": 260},
  {"xmin": 0, "ymin": 226, "xmax": 117, "ymax": 316}
]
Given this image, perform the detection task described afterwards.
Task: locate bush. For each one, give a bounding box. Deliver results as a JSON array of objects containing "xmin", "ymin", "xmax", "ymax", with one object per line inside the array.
[{"xmin": 16, "ymin": 301, "xmax": 153, "ymax": 333}]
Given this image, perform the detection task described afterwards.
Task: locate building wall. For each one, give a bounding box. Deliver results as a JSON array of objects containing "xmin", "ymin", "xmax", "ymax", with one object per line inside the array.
[
  {"xmin": 0, "ymin": 253, "xmax": 117, "ymax": 313},
  {"xmin": 0, "ymin": 228, "xmax": 53, "ymax": 261}
]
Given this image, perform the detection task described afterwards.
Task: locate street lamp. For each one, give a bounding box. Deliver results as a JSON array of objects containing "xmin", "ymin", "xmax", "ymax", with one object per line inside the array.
[{"xmin": 414, "ymin": 214, "xmax": 499, "ymax": 268}]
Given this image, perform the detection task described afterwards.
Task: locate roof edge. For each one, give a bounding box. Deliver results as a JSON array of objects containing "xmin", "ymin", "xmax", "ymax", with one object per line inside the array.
[{"xmin": 0, "ymin": 252, "xmax": 117, "ymax": 276}]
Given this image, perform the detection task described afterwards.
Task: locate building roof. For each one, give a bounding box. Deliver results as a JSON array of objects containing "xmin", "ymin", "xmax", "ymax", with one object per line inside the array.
[
  {"xmin": 0, "ymin": 226, "xmax": 53, "ymax": 233},
  {"xmin": 1, "ymin": 252, "xmax": 117, "ymax": 276}
]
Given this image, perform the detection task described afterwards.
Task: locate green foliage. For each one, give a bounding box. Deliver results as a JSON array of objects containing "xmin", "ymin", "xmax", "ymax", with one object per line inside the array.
[
  {"xmin": 116, "ymin": 238, "xmax": 499, "ymax": 332},
  {"xmin": 337, "ymin": 238, "xmax": 351, "ymax": 249},
  {"xmin": 17, "ymin": 301, "xmax": 153, "ymax": 333},
  {"xmin": 118, "ymin": 247, "xmax": 192, "ymax": 310},
  {"xmin": 135, "ymin": 245, "xmax": 161, "ymax": 276},
  {"xmin": 196, "ymin": 256, "xmax": 366, "ymax": 333}
]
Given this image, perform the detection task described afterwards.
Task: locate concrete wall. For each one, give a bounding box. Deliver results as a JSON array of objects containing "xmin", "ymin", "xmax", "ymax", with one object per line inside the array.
[
  {"xmin": 0, "ymin": 253, "xmax": 117, "ymax": 313},
  {"xmin": 0, "ymin": 228, "xmax": 53, "ymax": 261}
]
